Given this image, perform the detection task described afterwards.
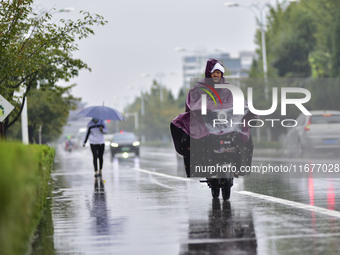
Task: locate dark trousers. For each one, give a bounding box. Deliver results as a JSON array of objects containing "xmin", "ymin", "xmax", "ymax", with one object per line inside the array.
[{"xmin": 90, "ymin": 144, "xmax": 105, "ymax": 171}]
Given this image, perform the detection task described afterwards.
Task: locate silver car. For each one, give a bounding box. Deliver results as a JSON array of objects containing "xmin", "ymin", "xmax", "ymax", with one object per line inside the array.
[{"xmin": 285, "ymin": 110, "xmax": 340, "ymax": 156}]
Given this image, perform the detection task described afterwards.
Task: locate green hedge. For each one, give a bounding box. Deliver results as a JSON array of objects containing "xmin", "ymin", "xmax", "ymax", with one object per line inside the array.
[{"xmin": 0, "ymin": 143, "xmax": 55, "ymax": 255}]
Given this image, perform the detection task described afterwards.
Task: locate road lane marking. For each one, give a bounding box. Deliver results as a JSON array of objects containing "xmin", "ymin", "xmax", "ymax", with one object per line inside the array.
[
  {"xmin": 149, "ymin": 176, "xmax": 175, "ymax": 190},
  {"xmin": 185, "ymin": 232, "xmax": 340, "ymax": 244},
  {"xmin": 133, "ymin": 167, "xmax": 193, "ymax": 182},
  {"xmin": 237, "ymin": 190, "xmax": 340, "ymax": 218}
]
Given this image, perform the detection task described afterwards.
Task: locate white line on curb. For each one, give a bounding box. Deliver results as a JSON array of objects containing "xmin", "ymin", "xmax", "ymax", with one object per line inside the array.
[{"xmin": 133, "ymin": 167, "xmax": 193, "ymax": 182}]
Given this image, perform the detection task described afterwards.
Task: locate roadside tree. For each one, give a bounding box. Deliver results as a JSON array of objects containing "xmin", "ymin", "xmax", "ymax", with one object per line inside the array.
[{"xmin": 0, "ymin": 0, "xmax": 107, "ymax": 139}]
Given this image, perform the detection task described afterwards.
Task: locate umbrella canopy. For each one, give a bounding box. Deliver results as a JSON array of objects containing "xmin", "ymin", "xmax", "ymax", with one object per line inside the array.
[{"xmin": 77, "ymin": 106, "xmax": 124, "ymax": 120}]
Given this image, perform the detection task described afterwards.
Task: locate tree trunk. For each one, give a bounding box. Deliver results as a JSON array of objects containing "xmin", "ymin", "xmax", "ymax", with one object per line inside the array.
[
  {"xmin": 0, "ymin": 117, "xmax": 8, "ymax": 140},
  {"xmin": 0, "ymin": 122, "xmax": 5, "ymax": 140}
]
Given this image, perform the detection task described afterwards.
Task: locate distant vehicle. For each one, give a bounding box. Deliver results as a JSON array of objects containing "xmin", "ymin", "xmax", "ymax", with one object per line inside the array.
[
  {"xmin": 285, "ymin": 110, "xmax": 340, "ymax": 156},
  {"xmin": 104, "ymin": 133, "xmax": 114, "ymax": 150},
  {"xmin": 64, "ymin": 135, "xmax": 75, "ymax": 152},
  {"xmin": 75, "ymin": 127, "xmax": 87, "ymax": 147},
  {"xmin": 110, "ymin": 132, "xmax": 140, "ymax": 160}
]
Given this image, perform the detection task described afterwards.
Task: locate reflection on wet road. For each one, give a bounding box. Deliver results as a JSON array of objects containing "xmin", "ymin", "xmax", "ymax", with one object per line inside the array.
[
  {"xmin": 91, "ymin": 177, "xmax": 109, "ymax": 236},
  {"xmin": 182, "ymin": 199, "xmax": 257, "ymax": 254},
  {"xmin": 51, "ymin": 146, "xmax": 340, "ymax": 254}
]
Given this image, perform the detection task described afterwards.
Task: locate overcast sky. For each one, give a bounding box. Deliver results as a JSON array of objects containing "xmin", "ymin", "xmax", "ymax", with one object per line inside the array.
[{"xmin": 35, "ymin": 0, "xmax": 281, "ymax": 111}]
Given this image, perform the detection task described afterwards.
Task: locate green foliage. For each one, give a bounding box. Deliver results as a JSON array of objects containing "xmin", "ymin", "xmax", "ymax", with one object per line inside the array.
[
  {"xmin": 250, "ymin": 0, "xmax": 340, "ymax": 78},
  {"xmin": 7, "ymin": 84, "xmax": 79, "ymax": 143},
  {"xmin": 331, "ymin": 10, "xmax": 340, "ymax": 77},
  {"xmin": 304, "ymin": 78, "xmax": 340, "ymax": 111},
  {"xmin": 266, "ymin": 3, "xmax": 315, "ymax": 77},
  {"xmin": 28, "ymin": 85, "xmax": 79, "ymax": 143},
  {"xmin": 246, "ymin": 0, "xmax": 340, "ymax": 144},
  {"xmin": 118, "ymin": 80, "xmax": 184, "ymax": 141},
  {"xmin": 30, "ymin": 196, "xmax": 55, "ymax": 255},
  {"xmin": 0, "ymin": 0, "xmax": 107, "ymax": 136},
  {"xmin": 309, "ymin": 50, "xmax": 331, "ymax": 78},
  {"xmin": 0, "ymin": 143, "xmax": 55, "ymax": 255},
  {"xmin": 176, "ymin": 87, "xmax": 189, "ymax": 110}
]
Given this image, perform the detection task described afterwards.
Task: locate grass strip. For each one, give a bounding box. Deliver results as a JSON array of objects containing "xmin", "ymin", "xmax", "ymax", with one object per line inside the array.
[{"xmin": 0, "ymin": 143, "xmax": 54, "ymax": 255}]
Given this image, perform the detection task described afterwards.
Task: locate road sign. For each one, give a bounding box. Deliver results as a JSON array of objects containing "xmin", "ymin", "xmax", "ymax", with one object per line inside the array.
[{"xmin": 0, "ymin": 95, "xmax": 15, "ymax": 122}]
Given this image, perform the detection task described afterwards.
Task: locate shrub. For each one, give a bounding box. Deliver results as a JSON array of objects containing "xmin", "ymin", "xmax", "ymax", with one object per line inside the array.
[{"xmin": 0, "ymin": 143, "xmax": 54, "ymax": 255}]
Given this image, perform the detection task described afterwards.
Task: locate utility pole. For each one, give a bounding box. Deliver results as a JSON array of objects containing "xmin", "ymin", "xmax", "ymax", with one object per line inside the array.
[{"xmin": 21, "ymin": 89, "xmax": 29, "ymax": 145}]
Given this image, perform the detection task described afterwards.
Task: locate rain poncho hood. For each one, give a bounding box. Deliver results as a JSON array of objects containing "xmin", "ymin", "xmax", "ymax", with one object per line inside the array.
[{"xmin": 205, "ymin": 58, "xmax": 224, "ymax": 78}]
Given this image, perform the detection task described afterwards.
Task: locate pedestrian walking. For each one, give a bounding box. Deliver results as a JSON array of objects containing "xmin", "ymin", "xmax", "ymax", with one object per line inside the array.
[{"xmin": 83, "ymin": 118, "xmax": 108, "ymax": 177}]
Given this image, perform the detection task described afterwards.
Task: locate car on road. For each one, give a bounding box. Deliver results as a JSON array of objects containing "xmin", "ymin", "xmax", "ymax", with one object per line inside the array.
[
  {"xmin": 285, "ymin": 110, "xmax": 340, "ymax": 156},
  {"xmin": 74, "ymin": 127, "xmax": 88, "ymax": 148},
  {"xmin": 110, "ymin": 132, "xmax": 140, "ymax": 160},
  {"xmin": 104, "ymin": 133, "xmax": 114, "ymax": 151}
]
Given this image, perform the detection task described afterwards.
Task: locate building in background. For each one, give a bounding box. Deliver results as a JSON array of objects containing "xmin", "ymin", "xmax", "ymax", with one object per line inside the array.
[
  {"xmin": 239, "ymin": 51, "xmax": 254, "ymax": 71},
  {"xmin": 181, "ymin": 51, "xmax": 255, "ymax": 88}
]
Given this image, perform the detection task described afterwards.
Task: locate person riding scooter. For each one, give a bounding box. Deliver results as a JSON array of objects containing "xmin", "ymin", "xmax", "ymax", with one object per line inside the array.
[{"xmin": 170, "ymin": 58, "xmax": 255, "ymax": 179}]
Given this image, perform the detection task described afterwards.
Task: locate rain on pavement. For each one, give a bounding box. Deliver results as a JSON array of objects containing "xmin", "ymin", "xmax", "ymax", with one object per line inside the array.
[{"xmin": 42, "ymin": 146, "xmax": 340, "ymax": 255}]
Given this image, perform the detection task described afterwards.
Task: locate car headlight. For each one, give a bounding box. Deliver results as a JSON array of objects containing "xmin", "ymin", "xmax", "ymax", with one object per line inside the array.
[
  {"xmin": 111, "ymin": 142, "xmax": 119, "ymax": 147},
  {"xmin": 133, "ymin": 141, "xmax": 140, "ymax": 146}
]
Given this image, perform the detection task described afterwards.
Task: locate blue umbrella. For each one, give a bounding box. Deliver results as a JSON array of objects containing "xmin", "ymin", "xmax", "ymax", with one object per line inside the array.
[{"xmin": 77, "ymin": 106, "xmax": 125, "ymax": 120}]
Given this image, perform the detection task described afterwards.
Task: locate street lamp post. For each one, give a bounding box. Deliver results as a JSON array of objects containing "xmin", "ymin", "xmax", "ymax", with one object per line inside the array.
[
  {"xmin": 140, "ymin": 91, "xmax": 145, "ymax": 116},
  {"xmin": 57, "ymin": 7, "xmax": 75, "ymax": 13},
  {"xmin": 260, "ymin": 9, "xmax": 268, "ymax": 81},
  {"xmin": 223, "ymin": 0, "xmax": 297, "ymax": 93},
  {"xmin": 224, "ymin": 1, "xmax": 268, "ymax": 98},
  {"xmin": 21, "ymin": 86, "xmax": 29, "ymax": 145},
  {"xmin": 155, "ymin": 73, "xmax": 164, "ymax": 102},
  {"xmin": 224, "ymin": 1, "xmax": 270, "ymax": 142},
  {"xmin": 20, "ymin": 7, "xmax": 75, "ymax": 144}
]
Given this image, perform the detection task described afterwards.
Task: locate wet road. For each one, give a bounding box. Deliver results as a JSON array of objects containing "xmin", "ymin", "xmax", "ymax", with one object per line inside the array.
[{"xmin": 50, "ymin": 146, "xmax": 340, "ymax": 255}]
